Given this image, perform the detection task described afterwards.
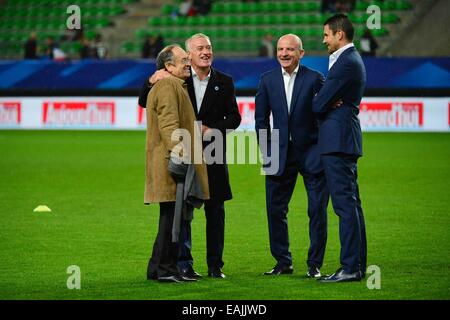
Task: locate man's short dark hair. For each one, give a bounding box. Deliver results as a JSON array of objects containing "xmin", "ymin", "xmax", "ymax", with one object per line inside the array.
[
  {"xmin": 155, "ymin": 44, "xmax": 180, "ymax": 70},
  {"xmin": 324, "ymin": 14, "xmax": 354, "ymax": 42}
]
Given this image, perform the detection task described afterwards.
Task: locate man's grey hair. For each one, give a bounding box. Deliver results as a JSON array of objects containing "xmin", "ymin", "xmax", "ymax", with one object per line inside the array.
[
  {"xmin": 156, "ymin": 44, "xmax": 180, "ymax": 70},
  {"xmin": 278, "ymin": 34, "xmax": 303, "ymax": 51},
  {"xmin": 185, "ymin": 33, "xmax": 211, "ymax": 52}
]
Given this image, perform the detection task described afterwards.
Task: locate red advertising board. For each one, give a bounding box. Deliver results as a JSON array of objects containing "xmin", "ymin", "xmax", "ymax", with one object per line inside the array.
[
  {"xmin": 138, "ymin": 106, "xmax": 146, "ymax": 126},
  {"xmin": 238, "ymin": 100, "xmax": 256, "ymax": 128},
  {"xmin": 0, "ymin": 101, "xmax": 21, "ymax": 125},
  {"xmin": 43, "ymin": 101, "xmax": 115, "ymax": 126},
  {"xmin": 359, "ymin": 101, "xmax": 424, "ymax": 128}
]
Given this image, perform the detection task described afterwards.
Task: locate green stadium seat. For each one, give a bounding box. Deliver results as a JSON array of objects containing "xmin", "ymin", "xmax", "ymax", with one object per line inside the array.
[
  {"xmin": 351, "ymin": 14, "xmax": 369, "ymax": 24},
  {"xmin": 261, "ymin": 2, "xmax": 277, "ymax": 13},
  {"xmin": 382, "ymin": 0, "xmax": 398, "ymax": 10},
  {"xmin": 111, "ymin": 6, "xmax": 126, "ymax": 15},
  {"xmin": 213, "ymin": 41, "xmax": 225, "ymax": 51},
  {"xmin": 215, "ymin": 29, "xmax": 227, "ymax": 39},
  {"xmin": 135, "ymin": 29, "xmax": 148, "ymax": 40},
  {"xmin": 355, "ymin": 26, "xmax": 366, "ymax": 37},
  {"xmin": 174, "ymin": 16, "xmax": 187, "ymax": 26},
  {"xmin": 279, "ymin": 2, "xmax": 293, "ymax": 12},
  {"xmin": 207, "ymin": 29, "xmax": 220, "ymax": 39},
  {"xmin": 381, "ymin": 13, "xmax": 400, "ymax": 23},
  {"xmin": 366, "ymin": 1, "xmax": 384, "ymax": 8},
  {"xmin": 210, "ymin": 15, "xmax": 225, "ymax": 25},
  {"xmin": 121, "ymin": 41, "xmax": 136, "ymax": 53},
  {"xmin": 248, "ymin": 2, "xmax": 263, "ymax": 13},
  {"xmin": 246, "ymin": 29, "xmax": 259, "ymax": 38},
  {"xmin": 236, "ymin": 2, "xmax": 250, "ymax": 13},
  {"xmin": 171, "ymin": 28, "xmax": 187, "ymax": 39},
  {"xmin": 197, "ymin": 16, "xmax": 208, "ymax": 26},
  {"xmin": 304, "ymin": 14, "xmax": 320, "ymax": 24},
  {"xmin": 292, "ymin": 15, "xmax": 306, "ymax": 24},
  {"xmin": 186, "ymin": 16, "xmax": 200, "ymax": 27},
  {"xmin": 372, "ymin": 28, "xmax": 388, "ymax": 37},
  {"xmin": 223, "ymin": 2, "xmax": 239, "ymax": 14},
  {"xmin": 148, "ymin": 17, "xmax": 161, "ymax": 27},
  {"xmin": 226, "ymin": 28, "xmax": 240, "ymax": 38},
  {"xmin": 292, "ymin": 2, "xmax": 306, "ymax": 12},
  {"xmin": 161, "ymin": 16, "xmax": 175, "ymax": 27},
  {"xmin": 355, "ymin": 1, "xmax": 368, "ymax": 11},
  {"xmin": 397, "ymin": 0, "xmax": 412, "ymax": 10},
  {"xmin": 305, "ymin": 1, "xmax": 320, "ymax": 11},
  {"xmin": 268, "ymin": 27, "xmax": 281, "ymax": 38},
  {"xmin": 246, "ymin": 15, "xmax": 258, "ymax": 26},
  {"xmin": 269, "ymin": 15, "xmax": 282, "ymax": 25},
  {"xmin": 85, "ymin": 30, "xmax": 97, "ymax": 41},
  {"xmin": 223, "ymin": 15, "xmax": 239, "ymax": 26},
  {"xmin": 223, "ymin": 40, "xmax": 238, "ymax": 52},
  {"xmin": 281, "ymin": 15, "xmax": 295, "ymax": 25},
  {"xmin": 160, "ymin": 4, "xmax": 174, "ymax": 15},
  {"xmin": 211, "ymin": 3, "xmax": 225, "ymax": 14},
  {"xmin": 115, "ymin": 0, "xmax": 136, "ymax": 4},
  {"xmin": 256, "ymin": 28, "xmax": 269, "ymax": 37}
]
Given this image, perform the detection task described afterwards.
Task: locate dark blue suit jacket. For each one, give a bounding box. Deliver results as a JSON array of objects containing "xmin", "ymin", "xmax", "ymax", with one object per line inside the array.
[
  {"xmin": 312, "ymin": 46, "xmax": 366, "ymax": 157},
  {"xmin": 255, "ymin": 65, "xmax": 325, "ymax": 176}
]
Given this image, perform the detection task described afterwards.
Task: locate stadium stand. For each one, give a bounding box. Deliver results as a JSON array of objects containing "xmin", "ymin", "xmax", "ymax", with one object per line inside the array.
[
  {"xmin": 0, "ymin": 0, "xmax": 419, "ymax": 59},
  {"xmin": 123, "ymin": 0, "xmax": 414, "ymax": 57},
  {"xmin": 0, "ymin": 0, "xmax": 134, "ymax": 59}
]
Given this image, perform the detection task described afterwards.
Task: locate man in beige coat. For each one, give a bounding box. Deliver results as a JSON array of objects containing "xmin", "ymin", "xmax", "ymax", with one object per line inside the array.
[{"xmin": 145, "ymin": 44, "xmax": 209, "ymax": 283}]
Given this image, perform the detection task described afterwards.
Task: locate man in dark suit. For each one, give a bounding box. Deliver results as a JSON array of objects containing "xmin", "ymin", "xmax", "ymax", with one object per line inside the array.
[
  {"xmin": 138, "ymin": 33, "xmax": 241, "ymax": 279},
  {"xmin": 255, "ymin": 34, "xmax": 329, "ymax": 278},
  {"xmin": 313, "ymin": 14, "xmax": 367, "ymax": 283}
]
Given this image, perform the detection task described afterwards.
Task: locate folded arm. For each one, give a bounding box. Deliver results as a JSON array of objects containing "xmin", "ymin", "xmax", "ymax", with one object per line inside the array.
[{"xmin": 312, "ymin": 62, "xmax": 351, "ymax": 114}]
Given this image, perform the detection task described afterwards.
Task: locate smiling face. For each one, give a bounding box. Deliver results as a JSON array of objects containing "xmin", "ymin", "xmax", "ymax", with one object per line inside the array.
[
  {"xmin": 165, "ymin": 46, "xmax": 191, "ymax": 80},
  {"xmin": 277, "ymin": 35, "xmax": 304, "ymax": 74},
  {"xmin": 323, "ymin": 24, "xmax": 341, "ymax": 54},
  {"xmin": 186, "ymin": 35, "xmax": 213, "ymax": 71}
]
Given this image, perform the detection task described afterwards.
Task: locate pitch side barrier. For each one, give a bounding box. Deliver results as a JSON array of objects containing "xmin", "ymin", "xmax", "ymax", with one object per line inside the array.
[{"xmin": 0, "ymin": 96, "xmax": 448, "ymax": 132}]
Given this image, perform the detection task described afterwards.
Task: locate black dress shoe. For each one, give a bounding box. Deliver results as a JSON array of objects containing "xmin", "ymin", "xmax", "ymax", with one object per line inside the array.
[
  {"xmin": 264, "ymin": 265, "xmax": 294, "ymax": 275},
  {"xmin": 208, "ymin": 268, "xmax": 226, "ymax": 278},
  {"xmin": 147, "ymin": 273, "xmax": 158, "ymax": 280},
  {"xmin": 157, "ymin": 275, "xmax": 182, "ymax": 283},
  {"xmin": 306, "ymin": 266, "xmax": 321, "ymax": 278},
  {"xmin": 180, "ymin": 268, "xmax": 202, "ymax": 279},
  {"xmin": 179, "ymin": 274, "xmax": 198, "ymax": 282},
  {"xmin": 318, "ymin": 267, "xmax": 362, "ymax": 283}
]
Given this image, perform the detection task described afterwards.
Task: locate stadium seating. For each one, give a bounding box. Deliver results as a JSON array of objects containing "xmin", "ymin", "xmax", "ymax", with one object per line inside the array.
[
  {"xmin": 127, "ymin": 0, "xmax": 411, "ymax": 57},
  {"xmin": 0, "ymin": 0, "xmax": 133, "ymax": 59},
  {"xmin": 0, "ymin": 0, "xmax": 414, "ymax": 59}
]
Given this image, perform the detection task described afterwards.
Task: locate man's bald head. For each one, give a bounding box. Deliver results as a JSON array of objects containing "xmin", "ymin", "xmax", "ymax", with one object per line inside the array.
[
  {"xmin": 277, "ymin": 34, "xmax": 303, "ymax": 51},
  {"xmin": 277, "ymin": 34, "xmax": 305, "ymax": 75}
]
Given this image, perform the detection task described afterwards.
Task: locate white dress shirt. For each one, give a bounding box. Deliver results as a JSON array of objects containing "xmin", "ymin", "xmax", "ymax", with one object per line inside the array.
[
  {"xmin": 328, "ymin": 42, "xmax": 354, "ymax": 70},
  {"xmin": 281, "ymin": 63, "xmax": 300, "ymax": 114},
  {"xmin": 191, "ymin": 68, "xmax": 211, "ymax": 113}
]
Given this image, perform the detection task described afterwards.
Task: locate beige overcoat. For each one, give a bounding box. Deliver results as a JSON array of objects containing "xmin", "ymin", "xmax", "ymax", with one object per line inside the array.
[{"xmin": 144, "ymin": 76, "xmax": 209, "ymax": 204}]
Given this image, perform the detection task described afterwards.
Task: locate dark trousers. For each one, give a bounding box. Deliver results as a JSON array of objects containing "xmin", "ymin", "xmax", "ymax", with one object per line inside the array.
[
  {"xmin": 265, "ymin": 146, "xmax": 329, "ymax": 268},
  {"xmin": 147, "ymin": 202, "xmax": 180, "ymax": 279},
  {"xmin": 321, "ymin": 154, "xmax": 367, "ymax": 274},
  {"xmin": 178, "ymin": 200, "xmax": 225, "ymax": 270}
]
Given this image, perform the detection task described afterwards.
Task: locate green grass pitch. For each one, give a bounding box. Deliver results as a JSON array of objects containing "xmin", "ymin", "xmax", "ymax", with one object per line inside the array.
[{"xmin": 0, "ymin": 130, "xmax": 449, "ymax": 299}]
